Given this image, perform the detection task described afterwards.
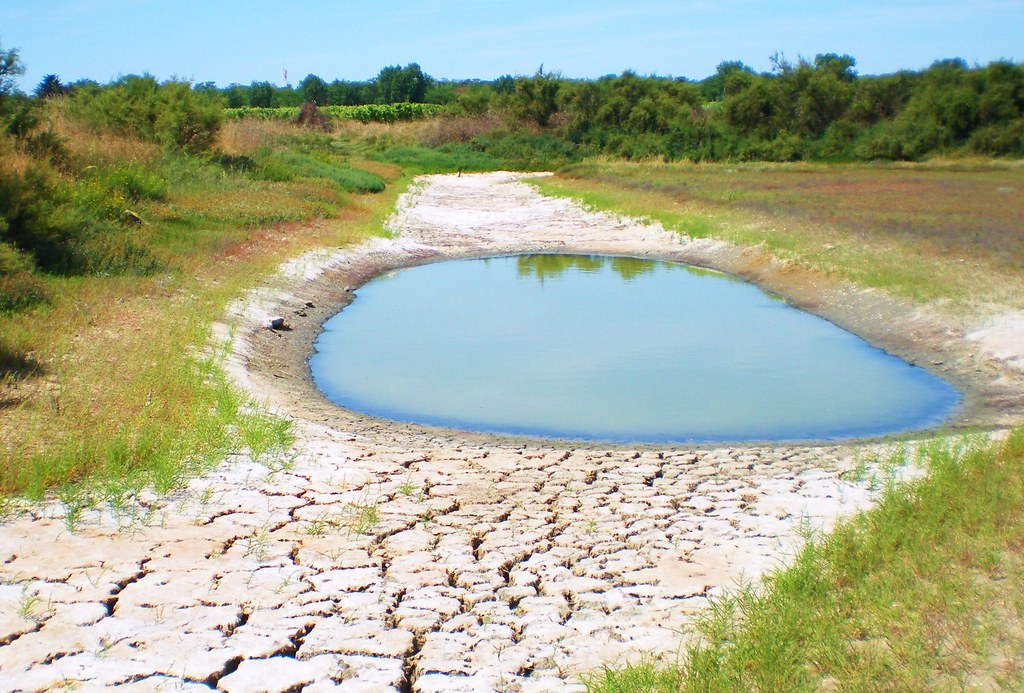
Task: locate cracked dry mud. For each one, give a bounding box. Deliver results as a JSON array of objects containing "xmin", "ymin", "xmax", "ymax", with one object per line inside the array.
[{"xmin": 2, "ymin": 172, "xmax": 1023, "ymax": 692}]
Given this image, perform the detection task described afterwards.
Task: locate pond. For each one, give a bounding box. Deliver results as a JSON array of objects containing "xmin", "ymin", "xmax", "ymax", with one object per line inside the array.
[{"xmin": 310, "ymin": 255, "xmax": 961, "ymax": 443}]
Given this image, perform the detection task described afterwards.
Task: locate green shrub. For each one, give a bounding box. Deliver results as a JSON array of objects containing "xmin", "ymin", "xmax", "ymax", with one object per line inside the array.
[
  {"xmin": 472, "ymin": 131, "xmax": 583, "ymax": 169},
  {"xmin": 70, "ymin": 76, "xmax": 223, "ymax": 154},
  {"xmin": 0, "ymin": 240, "xmax": 47, "ymax": 313},
  {"xmin": 0, "ymin": 163, "xmax": 65, "ymax": 270},
  {"xmin": 370, "ymin": 143, "xmax": 501, "ymax": 173},
  {"xmin": 0, "ymin": 270, "xmax": 47, "ymax": 312},
  {"xmin": 969, "ymin": 118, "xmax": 1024, "ymax": 156},
  {"xmin": 93, "ymin": 164, "xmax": 168, "ymax": 202}
]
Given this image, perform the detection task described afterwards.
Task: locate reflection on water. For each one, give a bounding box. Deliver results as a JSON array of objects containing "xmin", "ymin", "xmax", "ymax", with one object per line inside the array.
[
  {"xmin": 311, "ymin": 254, "xmax": 961, "ymax": 443},
  {"xmin": 516, "ymin": 254, "xmax": 659, "ymax": 282}
]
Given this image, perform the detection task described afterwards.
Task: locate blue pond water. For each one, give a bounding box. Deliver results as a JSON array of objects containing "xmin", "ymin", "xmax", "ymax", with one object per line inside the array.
[{"xmin": 310, "ymin": 255, "xmax": 960, "ymax": 443}]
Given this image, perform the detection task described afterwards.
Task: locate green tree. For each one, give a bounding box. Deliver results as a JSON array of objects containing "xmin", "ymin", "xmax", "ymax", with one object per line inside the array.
[
  {"xmin": 375, "ymin": 63, "xmax": 429, "ymax": 103},
  {"xmin": 223, "ymin": 84, "xmax": 247, "ymax": 108},
  {"xmin": 701, "ymin": 61, "xmax": 755, "ymax": 102},
  {"xmin": 248, "ymin": 81, "xmax": 275, "ymax": 107},
  {"xmin": 511, "ymin": 68, "xmax": 561, "ymax": 126},
  {"xmin": 298, "ymin": 74, "xmax": 328, "ymax": 105},
  {"xmin": 34, "ymin": 74, "xmax": 66, "ymax": 99},
  {"xmin": 328, "ymin": 79, "xmax": 371, "ymax": 105},
  {"xmin": 0, "ymin": 42, "xmax": 24, "ymax": 116}
]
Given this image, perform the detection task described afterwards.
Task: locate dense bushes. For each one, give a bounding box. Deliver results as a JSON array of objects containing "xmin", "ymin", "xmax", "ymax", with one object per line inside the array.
[
  {"xmin": 68, "ymin": 75, "xmax": 222, "ymax": 154},
  {"xmin": 0, "ymin": 72, "xmax": 225, "ymax": 308},
  {"xmin": 220, "ymin": 54, "xmax": 1023, "ymax": 163},
  {"xmin": 548, "ymin": 56, "xmax": 1024, "ymax": 162}
]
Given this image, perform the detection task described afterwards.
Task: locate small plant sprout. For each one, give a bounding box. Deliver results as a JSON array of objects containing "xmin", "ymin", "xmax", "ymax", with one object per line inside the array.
[
  {"xmin": 274, "ymin": 572, "xmax": 296, "ymax": 594},
  {"xmin": 397, "ymin": 474, "xmax": 419, "ymax": 497},
  {"xmin": 346, "ymin": 502, "xmax": 381, "ymax": 535},
  {"xmin": 57, "ymin": 485, "xmax": 90, "ymax": 533},
  {"xmin": 243, "ymin": 525, "xmax": 271, "ymax": 561},
  {"xmin": 17, "ymin": 584, "xmax": 45, "ymax": 621},
  {"xmin": 304, "ymin": 512, "xmax": 338, "ymax": 536}
]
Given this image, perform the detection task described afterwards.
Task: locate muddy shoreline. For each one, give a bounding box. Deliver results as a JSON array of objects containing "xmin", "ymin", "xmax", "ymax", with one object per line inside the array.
[{"xmin": 233, "ymin": 172, "xmax": 1024, "ymax": 449}]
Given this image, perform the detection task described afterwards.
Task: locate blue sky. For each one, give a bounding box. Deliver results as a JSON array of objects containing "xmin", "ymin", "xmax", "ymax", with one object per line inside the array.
[{"xmin": 3, "ymin": 0, "xmax": 1022, "ymax": 91}]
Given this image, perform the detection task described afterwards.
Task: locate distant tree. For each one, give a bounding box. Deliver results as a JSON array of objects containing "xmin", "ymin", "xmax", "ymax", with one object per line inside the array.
[
  {"xmin": 511, "ymin": 68, "xmax": 561, "ymax": 126},
  {"xmin": 0, "ymin": 43, "xmax": 24, "ymax": 116},
  {"xmin": 813, "ymin": 53, "xmax": 857, "ymax": 82},
  {"xmin": 270, "ymin": 87, "xmax": 301, "ymax": 107},
  {"xmin": 976, "ymin": 60, "xmax": 1024, "ymax": 124},
  {"xmin": 700, "ymin": 61, "xmax": 755, "ymax": 101},
  {"xmin": 327, "ymin": 79, "xmax": 370, "ymax": 106},
  {"xmin": 223, "ymin": 84, "xmax": 247, "ymax": 108},
  {"xmin": 34, "ymin": 74, "xmax": 66, "ymax": 99},
  {"xmin": 375, "ymin": 63, "xmax": 429, "ymax": 103},
  {"xmin": 425, "ymin": 80, "xmax": 458, "ymax": 105},
  {"xmin": 298, "ymin": 74, "xmax": 328, "ymax": 105},
  {"xmin": 455, "ymin": 84, "xmax": 492, "ymax": 114},
  {"xmin": 248, "ymin": 81, "xmax": 275, "ymax": 107},
  {"xmin": 722, "ymin": 75, "xmax": 778, "ymax": 137},
  {"xmin": 491, "ymin": 75, "xmax": 516, "ymax": 96},
  {"xmin": 0, "ymin": 43, "xmax": 23, "ymax": 96}
]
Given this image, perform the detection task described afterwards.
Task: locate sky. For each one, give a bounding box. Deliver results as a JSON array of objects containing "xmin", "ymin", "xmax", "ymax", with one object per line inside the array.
[{"xmin": 2, "ymin": 0, "xmax": 1023, "ymax": 91}]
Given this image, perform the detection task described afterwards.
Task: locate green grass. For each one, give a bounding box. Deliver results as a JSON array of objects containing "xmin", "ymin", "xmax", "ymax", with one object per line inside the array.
[
  {"xmin": 370, "ymin": 143, "xmax": 504, "ymax": 174},
  {"xmin": 585, "ymin": 430, "xmax": 1024, "ymax": 692}
]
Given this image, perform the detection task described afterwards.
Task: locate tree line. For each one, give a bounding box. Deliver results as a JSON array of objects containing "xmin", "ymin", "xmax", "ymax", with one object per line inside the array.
[
  {"xmin": 215, "ymin": 55, "xmax": 1024, "ymax": 160},
  {"xmin": 3, "ymin": 45, "xmax": 1024, "ymax": 165},
  {"xmin": 532, "ymin": 55, "xmax": 1024, "ymax": 160}
]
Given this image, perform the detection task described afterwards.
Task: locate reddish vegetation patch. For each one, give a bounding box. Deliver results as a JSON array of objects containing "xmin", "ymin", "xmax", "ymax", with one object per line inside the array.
[{"xmin": 614, "ymin": 165, "xmax": 1024, "ymax": 273}]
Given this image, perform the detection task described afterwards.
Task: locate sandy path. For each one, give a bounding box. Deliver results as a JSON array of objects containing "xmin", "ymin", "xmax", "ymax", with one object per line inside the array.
[{"xmin": 1, "ymin": 172, "xmax": 1021, "ymax": 692}]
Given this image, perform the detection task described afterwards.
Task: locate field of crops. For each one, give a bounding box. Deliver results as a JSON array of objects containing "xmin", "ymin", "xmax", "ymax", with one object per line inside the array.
[{"xmin": 225, "ymin": 103, "xmax": 445, "ymax": 123}]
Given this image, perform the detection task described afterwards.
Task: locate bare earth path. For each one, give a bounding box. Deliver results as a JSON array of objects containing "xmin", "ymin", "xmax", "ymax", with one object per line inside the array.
[{"xmin": 2, "ymin": 173, "xmax": 1022, "ymax": 692}]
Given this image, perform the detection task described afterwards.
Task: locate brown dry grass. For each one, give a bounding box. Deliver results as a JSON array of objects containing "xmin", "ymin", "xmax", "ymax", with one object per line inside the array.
[
  {"xmin": 44, "ymin": 100, "xmax": 161, "ymax": 166},
  {"xmin": 416, "ymin": 113, "xmax": 505, "ymax": 147},
  {"xmin": 216, "ymin": 118, "xmax": 309, "ymax": 157}
]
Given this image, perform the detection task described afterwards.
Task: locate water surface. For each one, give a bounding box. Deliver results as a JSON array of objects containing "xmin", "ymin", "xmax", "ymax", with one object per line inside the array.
[{"xmin": 311, "ymin": 255, "xmax": 960, "ymax": 443}]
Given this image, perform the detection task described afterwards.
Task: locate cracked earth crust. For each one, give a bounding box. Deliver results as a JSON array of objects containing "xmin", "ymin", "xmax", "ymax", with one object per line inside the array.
[{"xmin": 2, "ymin": 172, "xmax": 1023, "ymax": 692}]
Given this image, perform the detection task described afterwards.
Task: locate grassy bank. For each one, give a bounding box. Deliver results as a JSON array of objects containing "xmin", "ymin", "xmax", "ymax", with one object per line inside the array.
[
  {"xmin": 1, "ymin": 111, "xmax": 406, "ymax": 502},
  {"xmin": 535, "ymin": 160, "xmax": 1024, "ymax": 309}
]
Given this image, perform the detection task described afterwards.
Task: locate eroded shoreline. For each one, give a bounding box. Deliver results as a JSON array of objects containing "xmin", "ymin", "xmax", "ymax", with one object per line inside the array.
[{"xmin": 2, "ymin": 172, "xmax": 1023, "ymax": 692}]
